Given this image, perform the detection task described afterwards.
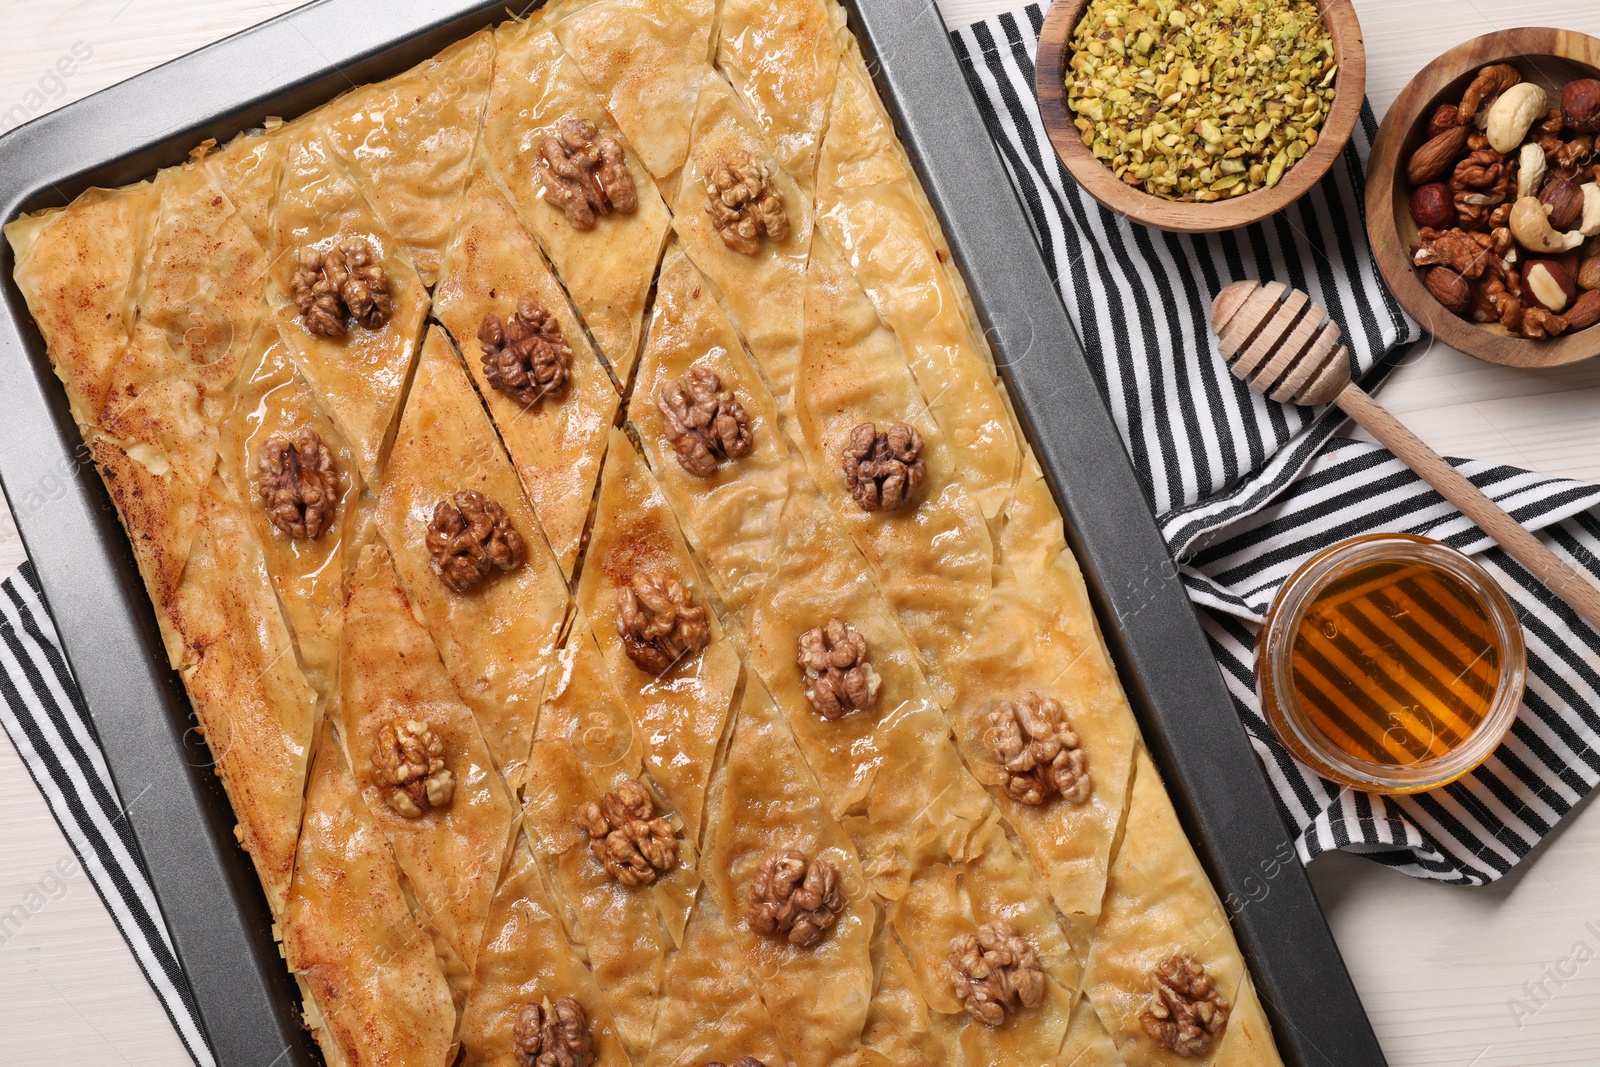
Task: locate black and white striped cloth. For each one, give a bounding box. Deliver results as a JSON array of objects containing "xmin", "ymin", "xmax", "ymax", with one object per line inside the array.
[
  {"xmin": 952, "ymin": 5, "xmax": 1600, "ymax": 885},
  {"xmin": 0, "ymin": 562, "xmax": 213, "ymax": 1065}
]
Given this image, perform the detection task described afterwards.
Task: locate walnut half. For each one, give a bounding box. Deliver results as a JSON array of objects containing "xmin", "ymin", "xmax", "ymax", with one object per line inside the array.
[
  {"xmin": 479, "ymin": 301, "xmax": 572, "ymax": 409},
  {"xmin": 796, "ymin": 619, "xmax": 880, "ymax": 719},
  {"xmin": 373, "ymin": 719, "xmax": 455, "ymax": 819},
  {"xmin": 706, "ymin": 1059, "xmax": 767, "ymax": 1067},
  {"xmin": 537, "ymin": 117, "xmax": 638, "ymax": 230},
  {"xmin": 989, "ymin": 693, "xmax": 1090, "ymax": 806},
  {"xmin": 616, "ymin": 571, "xmax": 710, "ymax": 675},
  {"xmin": 513, "ymin": 997, "xmax": 595, "ymax": 1067},
  {"xmin": 656, "ymin": 367, "xmax": 753, "ymax": 477},
  {"xmin": 575, "ymin": 780, "xmax": 677, "ymax": 887},
  {"xmin": 705, "ymin": 150, "xmax": 790, "ymax": 255},
  {"xmin": 256, "ymin": 426, "xmax": 340, "ymax": 540},
  {"xmin": 425, "ymin": 490, "xmax": 526, "ymax": 594},
  {"xmin": 842, "ymin": 422, "xmax": 925, "ymax": 512},
  {"xmin": 291, "ymin": 238, "xmax": 393, "ymax": 338},
  {"xmin": 948, "ymin": 920, "xmax": 1045, "ymax": 1027},
  {"xmin": 1141, "ymin": 954, "xmax": 1230, "ymax": 1058},
  {"xmin": 748, "ymin": 848, "xmax": 843, "ymax": 948}
]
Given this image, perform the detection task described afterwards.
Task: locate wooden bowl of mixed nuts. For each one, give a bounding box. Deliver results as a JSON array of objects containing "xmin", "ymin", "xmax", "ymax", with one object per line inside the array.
[
  {"xmin": 1035, "ymin": 0, "xmax": 1365, "ymax": 233},
  {"xmin": 1368, "ymin": 29, "xmax": 1600, "ymax": 368}
]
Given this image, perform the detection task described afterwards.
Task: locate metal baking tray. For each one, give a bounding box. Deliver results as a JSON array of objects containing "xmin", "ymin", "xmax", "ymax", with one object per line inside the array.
[{"xmin": 0, "ymin": 1, "xmax": 1385, "ymax": 1064}]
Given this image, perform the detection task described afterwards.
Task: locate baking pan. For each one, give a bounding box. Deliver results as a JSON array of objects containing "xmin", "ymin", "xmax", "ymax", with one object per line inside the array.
[{"xmin": 0, "ymin": 1, "xmax": 1385, "ymax": 1064}]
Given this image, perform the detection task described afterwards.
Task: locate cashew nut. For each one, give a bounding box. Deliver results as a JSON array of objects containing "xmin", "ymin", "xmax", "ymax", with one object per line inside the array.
[
  {"xmin": 1581, "ymin": 183, "xmax": 1600, "ymax": 237},
  {"xmin": 1509, "ymin": 195, "xmax": 1585, "ymax": 253},
  {"xmin": 1486, "ymin": 83, "xmax": 1548, "ymax": 154},
  {"xmin": 1517, "ymin": 142, "xmax": 1547, "ymax": 200}
]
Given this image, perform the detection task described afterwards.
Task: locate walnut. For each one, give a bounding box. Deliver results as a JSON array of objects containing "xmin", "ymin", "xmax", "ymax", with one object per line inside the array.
[
  {"xmin": 748, "ymin": 848, "xmax": 843, "ymax": 948},
  {"xmin": 1549, "ymin": 134, "xmax": 1595, "ymax": 176},
  {"xmin": 616, "ymin": 571, "xmax": 710, "ymax": 675},
  {"xmin": 841, "ymin": 422, "xmax": 925, "ymax": 512},
  {"xmin": 705, "ymin": 1060, "xmax": 766, "ymax": 1067},
  {"xmin": 1412, "ymin": 227, "xmax": 1496, "ymax": 280},
  {"xmin": 1540, "ymin": 106, "xmax": 1568, "ymax": 138},
  {"xmin": 989, "ymin": 693, "xmax": 1090, "ymax": 807},
  {"xmin": 705, "ymin": 150, "xmax": 790, "ymax": 255},
  {"xmin": 1472, "ymin": 271, "xmax": 1524, "ymax": 328},
  {"xmin": 513, "ymin": 997, "xmax": 595, "ymax": 1067},
  {"xmin": 947, "ymin": 921, "xmax": 1045, "ymax": 1027},
  {"xmin": 479, "ymin": 301, "xmax": 572, "ymax": 409},
  {"xmin": 291, "ymin": 238, "xmax": 393, "ymax": 338},
  {"xmin": 575, "ymin": 780, "xmax": 677, "ymax": 887},
  {"xmin": 373, "ymin": 719, "xmax": 455, "ymax": 819},
  {"xmin": 536, "ymin": 117, "xmax": 637, "ymax": 230},
  {"xmin": 1141, "ymin": 954, "xmax": 1231, "ymax": 1058},
  {"xmin": 425, "ymin": 490, "xmax": 526, "ymax": 594},
  {"xmin": 256, "ymin": 426, "xmax": 339, "ymax": 540},
  {"xmin": 796, "ymin": 619, "xmax": 880, "ymax": 719},
  {"xmin": 1450, "ymin": 148, "xmax": 1512, "ymax": 230},
  {"xmin": 1458, "ymin": 63, "xmax": 1521, "ymax": 125},
  {"xmin": 1521, "ymin": 305, "xmax": 1568, "ymax": 339},
  {"xmin": 656, "ymin": 367, "xmax": 753, "ymax": 477}
]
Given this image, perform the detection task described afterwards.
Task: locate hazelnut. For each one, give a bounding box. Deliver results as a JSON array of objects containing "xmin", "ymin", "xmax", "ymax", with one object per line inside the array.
[
  {"xmin": 1566, "ymin": 289, "xmax": 1600, "ymax": 330},
  {"xmin": 1562, "ymin": 79, "xmax": 1600, "ymax": 135},
  {"xmin": 1427, "ymin": 103, "xmax": 1461, "ymax": 138},
  {"xmin": 1524, "ymin": 260, "xmax": 1577, "ymax": 314},
  {"xmin": 1423, "ymin": 267, "xmax": 1473, "ymax": 315},
  {"xmin": 1540, "ymin": 177, "xmax": 1586, "ymax": 231},
  {"xmin": 1409, "ymin": 183, "xmax": 1456, "ymax": 229}
]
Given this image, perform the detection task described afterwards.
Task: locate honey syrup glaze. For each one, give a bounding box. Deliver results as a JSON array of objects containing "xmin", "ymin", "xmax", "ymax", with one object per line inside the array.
[{"xmin": 1288, "ymin": 557, "xmax": 1502, "ymax": 768}]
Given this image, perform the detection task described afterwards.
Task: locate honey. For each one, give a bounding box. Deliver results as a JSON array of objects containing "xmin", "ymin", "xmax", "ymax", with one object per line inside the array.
[{"xmin": 1258, "ymin": 534, "xmax": 1525, "ymax": 794}]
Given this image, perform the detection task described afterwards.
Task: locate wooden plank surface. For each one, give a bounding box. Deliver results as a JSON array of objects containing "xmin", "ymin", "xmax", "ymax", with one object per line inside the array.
[{"xmin": 3, "ymin": 1, "xmax": 1600, "ymax": 1064}]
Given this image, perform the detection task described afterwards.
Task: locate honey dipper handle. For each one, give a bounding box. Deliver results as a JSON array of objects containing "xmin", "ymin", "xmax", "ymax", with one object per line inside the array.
[{"xmin": 1336, "ymin": 383, "xmax": 1600, "ymax": 632}]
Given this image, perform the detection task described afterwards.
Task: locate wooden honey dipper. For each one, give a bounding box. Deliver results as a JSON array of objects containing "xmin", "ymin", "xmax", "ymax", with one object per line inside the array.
[{"xmin": 1211, "ymin": 280, "xmax": 1600, "ymax": 631}]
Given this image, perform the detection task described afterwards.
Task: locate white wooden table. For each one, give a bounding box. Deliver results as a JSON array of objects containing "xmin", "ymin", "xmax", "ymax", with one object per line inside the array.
[{"xmin": 4, "ymin": 1, "xmax": 1600, "ymax": 1064}]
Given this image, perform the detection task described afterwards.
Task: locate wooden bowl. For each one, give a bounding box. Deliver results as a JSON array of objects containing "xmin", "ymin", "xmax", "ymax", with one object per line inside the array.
[
  {"xmin": 1034, "ymin": 0, "xmax": 1366, "ymax": 234},
  {"xmin": 1367, "ymin": 28, "xmax": 1600, "ymax": 368}
]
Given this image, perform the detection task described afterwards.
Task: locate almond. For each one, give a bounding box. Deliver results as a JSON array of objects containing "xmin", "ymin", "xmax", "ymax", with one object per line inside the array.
[
  {"xmin": 1567, "ymin": 289, "xmax": 1600, "ymax": 330},
  {"xmin": 1424, "ymin": 267, "xmax": 1472, "ymax": 315},
  {"xmin": 1407, "ymin": 126, "xmax": 1471, "ymax": 185}
]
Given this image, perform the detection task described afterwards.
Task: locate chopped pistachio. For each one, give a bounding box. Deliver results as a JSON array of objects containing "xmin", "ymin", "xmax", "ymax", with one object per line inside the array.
[{"xmin": 1066, "ymin": 0, "xmax": 1338, "ymax": 202}]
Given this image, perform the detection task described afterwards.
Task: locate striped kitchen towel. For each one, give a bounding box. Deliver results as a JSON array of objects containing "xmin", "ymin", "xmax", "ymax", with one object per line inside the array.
[
  {"xmin": 0, "ymin": 562, "xmax": 213, "ymax": 1066},
  {"xmin": 953, "ymin": 5, "xmax": 1600, "ymax": 884}
]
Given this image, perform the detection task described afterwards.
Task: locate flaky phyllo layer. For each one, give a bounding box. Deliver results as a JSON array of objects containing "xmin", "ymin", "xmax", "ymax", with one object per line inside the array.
[{"xmin": 5, "ymin": 3, "xmax": 1282, "ymax": 1065}]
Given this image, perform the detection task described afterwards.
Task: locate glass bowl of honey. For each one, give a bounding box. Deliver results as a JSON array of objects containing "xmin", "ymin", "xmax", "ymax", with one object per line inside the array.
[{"xmin": 1257, "ymin": 533, "xmax": 1526, "ymax": 795}]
